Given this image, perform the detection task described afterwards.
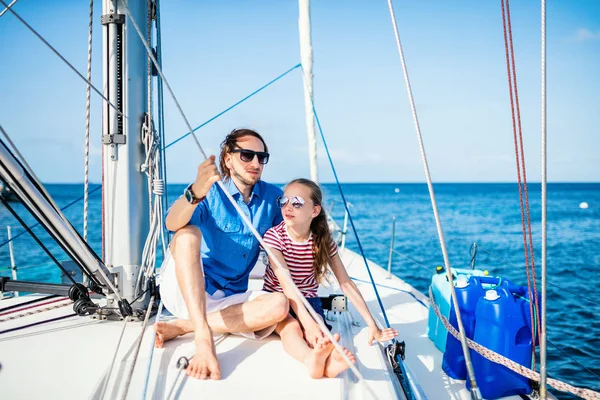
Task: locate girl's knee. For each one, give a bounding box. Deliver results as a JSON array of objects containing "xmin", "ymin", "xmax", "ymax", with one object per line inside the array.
[{"xmin": 277, "ymin": 315, "xmax": 302, "ymax": 336}]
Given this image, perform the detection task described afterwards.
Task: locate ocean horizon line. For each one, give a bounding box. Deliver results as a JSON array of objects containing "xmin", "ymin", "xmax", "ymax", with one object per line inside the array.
[{"xmin": 39, "ymin": 181, "xmax": 600, "ymax": 186}]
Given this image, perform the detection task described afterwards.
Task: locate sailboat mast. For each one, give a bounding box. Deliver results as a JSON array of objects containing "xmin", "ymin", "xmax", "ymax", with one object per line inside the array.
[
  {"xmin": 101, "ymin": 0, "xmax": 150, "ymax": 303},
  {"xmin": 298, "ymin": 0, "xmax": 318, "ymax": 183}
]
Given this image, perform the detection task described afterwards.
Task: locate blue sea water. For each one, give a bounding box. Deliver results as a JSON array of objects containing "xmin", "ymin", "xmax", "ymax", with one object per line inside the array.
[{"xmin": 0, "ymin": 182, "xmax": 598, "ymax": 398}]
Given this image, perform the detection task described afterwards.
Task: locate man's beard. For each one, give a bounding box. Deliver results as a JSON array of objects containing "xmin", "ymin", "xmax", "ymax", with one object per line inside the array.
[{"xmin": 231, "ymin": 166, "xmax": 260, "ymax": 186}]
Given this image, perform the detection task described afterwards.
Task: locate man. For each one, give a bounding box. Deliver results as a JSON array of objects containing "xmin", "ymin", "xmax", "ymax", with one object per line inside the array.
[{"xmin": 155, "ymin": 128, "xmax": 288, "ymax": 380}]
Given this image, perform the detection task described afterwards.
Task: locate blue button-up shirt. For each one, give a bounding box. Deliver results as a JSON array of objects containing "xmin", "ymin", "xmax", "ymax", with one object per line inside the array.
[{"xmin": 187, "ymin": 179, "xmax": 283, "ymax": 296}]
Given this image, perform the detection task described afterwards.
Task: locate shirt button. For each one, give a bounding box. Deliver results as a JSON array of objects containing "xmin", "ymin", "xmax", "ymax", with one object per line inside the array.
[
  {"xmin": 243, "ymin": 254, "xmax": 247, "ymax": 258},
  {"xmin": 248, "ymin": 233, "xmax": 252, "ymax": 237}
]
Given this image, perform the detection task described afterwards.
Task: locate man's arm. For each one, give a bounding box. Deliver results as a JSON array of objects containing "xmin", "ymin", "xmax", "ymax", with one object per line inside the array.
[{"xmin": 165, "ymin": 155, "xmax": 220, "ymax": 232}]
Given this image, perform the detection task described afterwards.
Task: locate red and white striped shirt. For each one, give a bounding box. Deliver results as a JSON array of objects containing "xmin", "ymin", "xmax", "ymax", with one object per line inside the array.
[{"xmin": 262, "ymin": 221, "xmax": 338, "ymax": 298}]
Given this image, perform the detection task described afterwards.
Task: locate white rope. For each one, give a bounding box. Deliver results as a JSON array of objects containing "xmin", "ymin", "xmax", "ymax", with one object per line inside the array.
[
  {"xmin": 385, "ymin": 1, "xmax": 481, "ymax": 397},
  {"xmin": 119, "ymin": 2, "xmax": 372, "ymax": 394},
  {"xmin": 539, "ymin": 0, "xmax": 548, "ymax": 396}
]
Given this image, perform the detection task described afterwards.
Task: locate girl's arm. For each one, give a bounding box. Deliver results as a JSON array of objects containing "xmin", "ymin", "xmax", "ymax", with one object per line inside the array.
[
  {"xmin": 266, "ymin": 247, "xmax": 324, "ymax": 346},
  {"xmin": 329, "ymin": 253, "xmax": 398, "ymax": 345}
]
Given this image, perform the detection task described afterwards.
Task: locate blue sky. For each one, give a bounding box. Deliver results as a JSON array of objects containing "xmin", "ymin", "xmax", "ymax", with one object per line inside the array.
[{"xmin": 0, "ymin": 0, "xmax": 598, "ymax": 183}]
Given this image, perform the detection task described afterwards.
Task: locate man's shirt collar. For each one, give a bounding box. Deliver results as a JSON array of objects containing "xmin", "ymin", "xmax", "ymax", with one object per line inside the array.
[{"xmin": 223, "ymin": 178, "xmax": 261, "ymax": 200}]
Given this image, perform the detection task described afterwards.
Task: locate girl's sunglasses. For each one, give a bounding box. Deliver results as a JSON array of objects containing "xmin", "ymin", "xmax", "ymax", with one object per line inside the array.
[
  {"xmin": 231, "ymin": 148, "xmax": 270, "ymax": 165},
  {"xmin": 277, "ymin": 196, "xmax": 305, "ymax": 209}
]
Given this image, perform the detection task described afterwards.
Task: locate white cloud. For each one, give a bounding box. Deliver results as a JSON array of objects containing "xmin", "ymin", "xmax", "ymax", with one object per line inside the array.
[{"xmin": 572, "ymin": 28, "xmax": 600, "ymax": 42}]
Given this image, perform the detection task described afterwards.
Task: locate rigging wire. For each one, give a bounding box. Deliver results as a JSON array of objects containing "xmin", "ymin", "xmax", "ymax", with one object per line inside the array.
[
  {"xmin": 384, "ymin": 0, "xmax": 481, "ymax": 397},
  {"xmin": 0, "ymin": 0, "xmax": 123, "ymax": 117}
]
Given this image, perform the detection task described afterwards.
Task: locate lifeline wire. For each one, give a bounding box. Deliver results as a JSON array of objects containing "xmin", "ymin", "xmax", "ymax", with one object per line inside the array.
[{"xmin": 121, "ymin": 3, "xmax": 369, "ymax": 393}]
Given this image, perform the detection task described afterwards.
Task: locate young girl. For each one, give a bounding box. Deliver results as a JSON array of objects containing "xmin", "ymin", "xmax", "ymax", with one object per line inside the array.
[{"xmin": 262, "ymin": 178, "xmax": 398, "ymax": 379}]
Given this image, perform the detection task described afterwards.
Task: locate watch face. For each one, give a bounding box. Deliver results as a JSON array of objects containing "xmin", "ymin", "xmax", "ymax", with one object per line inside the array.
[
  {"xmin": 185, "ymin": 188, "xmax": 193, "ymax": 203},
  {"xmin": 185, "ymin": 186, "xmax": 196, "ymax": 204}
]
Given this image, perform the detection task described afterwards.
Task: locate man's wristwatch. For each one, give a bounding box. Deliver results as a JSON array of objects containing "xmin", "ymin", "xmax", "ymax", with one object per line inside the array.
[{"xmin": 184, "ymin": 184, "xmax": 203, "ymax": 205}]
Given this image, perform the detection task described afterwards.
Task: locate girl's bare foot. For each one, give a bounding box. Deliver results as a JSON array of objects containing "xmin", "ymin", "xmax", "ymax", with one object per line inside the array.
[
  {"xmin": 324, "ymin": 340, "xmax": 356, "ymax": 378},
  {"xmin": 304, "ymin": 336, "xmax": 332, "ymax": 378}
]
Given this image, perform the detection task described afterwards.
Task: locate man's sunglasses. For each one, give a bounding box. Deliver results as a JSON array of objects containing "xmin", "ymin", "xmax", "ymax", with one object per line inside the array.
[
  {"xmin": 277, "ymin": 196, "xmax": 305, "ymax": 209},
  {"xmin": 231, "ymin": 148, "xmax": 270, "ymax": 165}
]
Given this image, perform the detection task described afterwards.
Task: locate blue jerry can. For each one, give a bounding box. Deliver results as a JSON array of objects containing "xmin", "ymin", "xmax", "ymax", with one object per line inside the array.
[
  {"xmin": 466, "ymin": 285, "xmax": 540, "ymax": 399},
  {"xmin": 427, "ymin": 267, "xmax": 485, "ymax": 352},
  {"xmin": 441, "ymin": 276, "xmax": 511, "ymax": 380}
]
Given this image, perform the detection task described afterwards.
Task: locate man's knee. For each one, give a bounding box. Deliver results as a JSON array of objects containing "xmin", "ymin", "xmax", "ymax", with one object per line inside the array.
[
  {"xmin": 268, "ymin": 292, "xmax": 289, "ymax": 323},
  {"xmin": 171, "ymin": 225, "xmax": 202, "ymax": 256}
]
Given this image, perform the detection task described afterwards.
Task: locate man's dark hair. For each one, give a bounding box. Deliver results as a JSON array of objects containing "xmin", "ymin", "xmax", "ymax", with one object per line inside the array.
[{"xmin": 219, "ymin": 128, "xmax": 269, "ymax": 180}]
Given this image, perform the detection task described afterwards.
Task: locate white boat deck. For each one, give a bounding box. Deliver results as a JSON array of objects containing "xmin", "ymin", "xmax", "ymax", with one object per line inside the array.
[{"xmin": 0, "ymin": 248, "xmax": 542, "ymax": 399}]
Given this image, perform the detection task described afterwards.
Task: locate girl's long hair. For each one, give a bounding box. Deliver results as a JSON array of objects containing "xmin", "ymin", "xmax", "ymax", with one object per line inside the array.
[{"xmin": 287, "ymin": 178, "xmax": 333, "ymax": 283}]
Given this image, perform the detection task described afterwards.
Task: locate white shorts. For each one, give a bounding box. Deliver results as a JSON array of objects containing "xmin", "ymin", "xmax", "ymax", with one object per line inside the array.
[{"xmin": 159, "ymin": 249, "xmax": 276, "ymax": 340}]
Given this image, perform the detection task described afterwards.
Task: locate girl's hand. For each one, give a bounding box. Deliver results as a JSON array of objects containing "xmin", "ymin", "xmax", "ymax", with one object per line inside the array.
[
  {"xmin": 303, "ymin": 321, "xmax": 325, "ymax": 348},
  {"xmin": 368, "ymin": 325, "xmax": 398, "ymax": 345}
]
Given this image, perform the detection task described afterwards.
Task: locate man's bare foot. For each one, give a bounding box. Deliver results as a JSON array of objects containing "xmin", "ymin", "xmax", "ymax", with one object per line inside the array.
[
  {"xmin": 304, "ymin": 336, "xmax": 333, "ymax": 379},
  {"xmin": 324, "ymin": 334, "xmax": 356, "ymax": 378},
  {"xmin": 154, "ymin": 320, "xmax": 192, "ymax": 348},
  {"xmin": 186, "ymin": 334, "xmax": 221, "ymax": 380}
]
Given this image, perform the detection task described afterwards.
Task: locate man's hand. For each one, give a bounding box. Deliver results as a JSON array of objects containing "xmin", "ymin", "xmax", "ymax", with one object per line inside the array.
[
  {"xmin": 303, "ymin": 320, "xmax": 325, "ymax": 348},
  {"xmin": 187, "ymin": 324, "xmax": 221, "ymax": 380},
  {"xmin": 367, "ymin": 325, "xmax": 398, "ymax": 345},
  {"xmin": 191, "ymin": 155, "xmax": 221, "ymax": 200}
]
